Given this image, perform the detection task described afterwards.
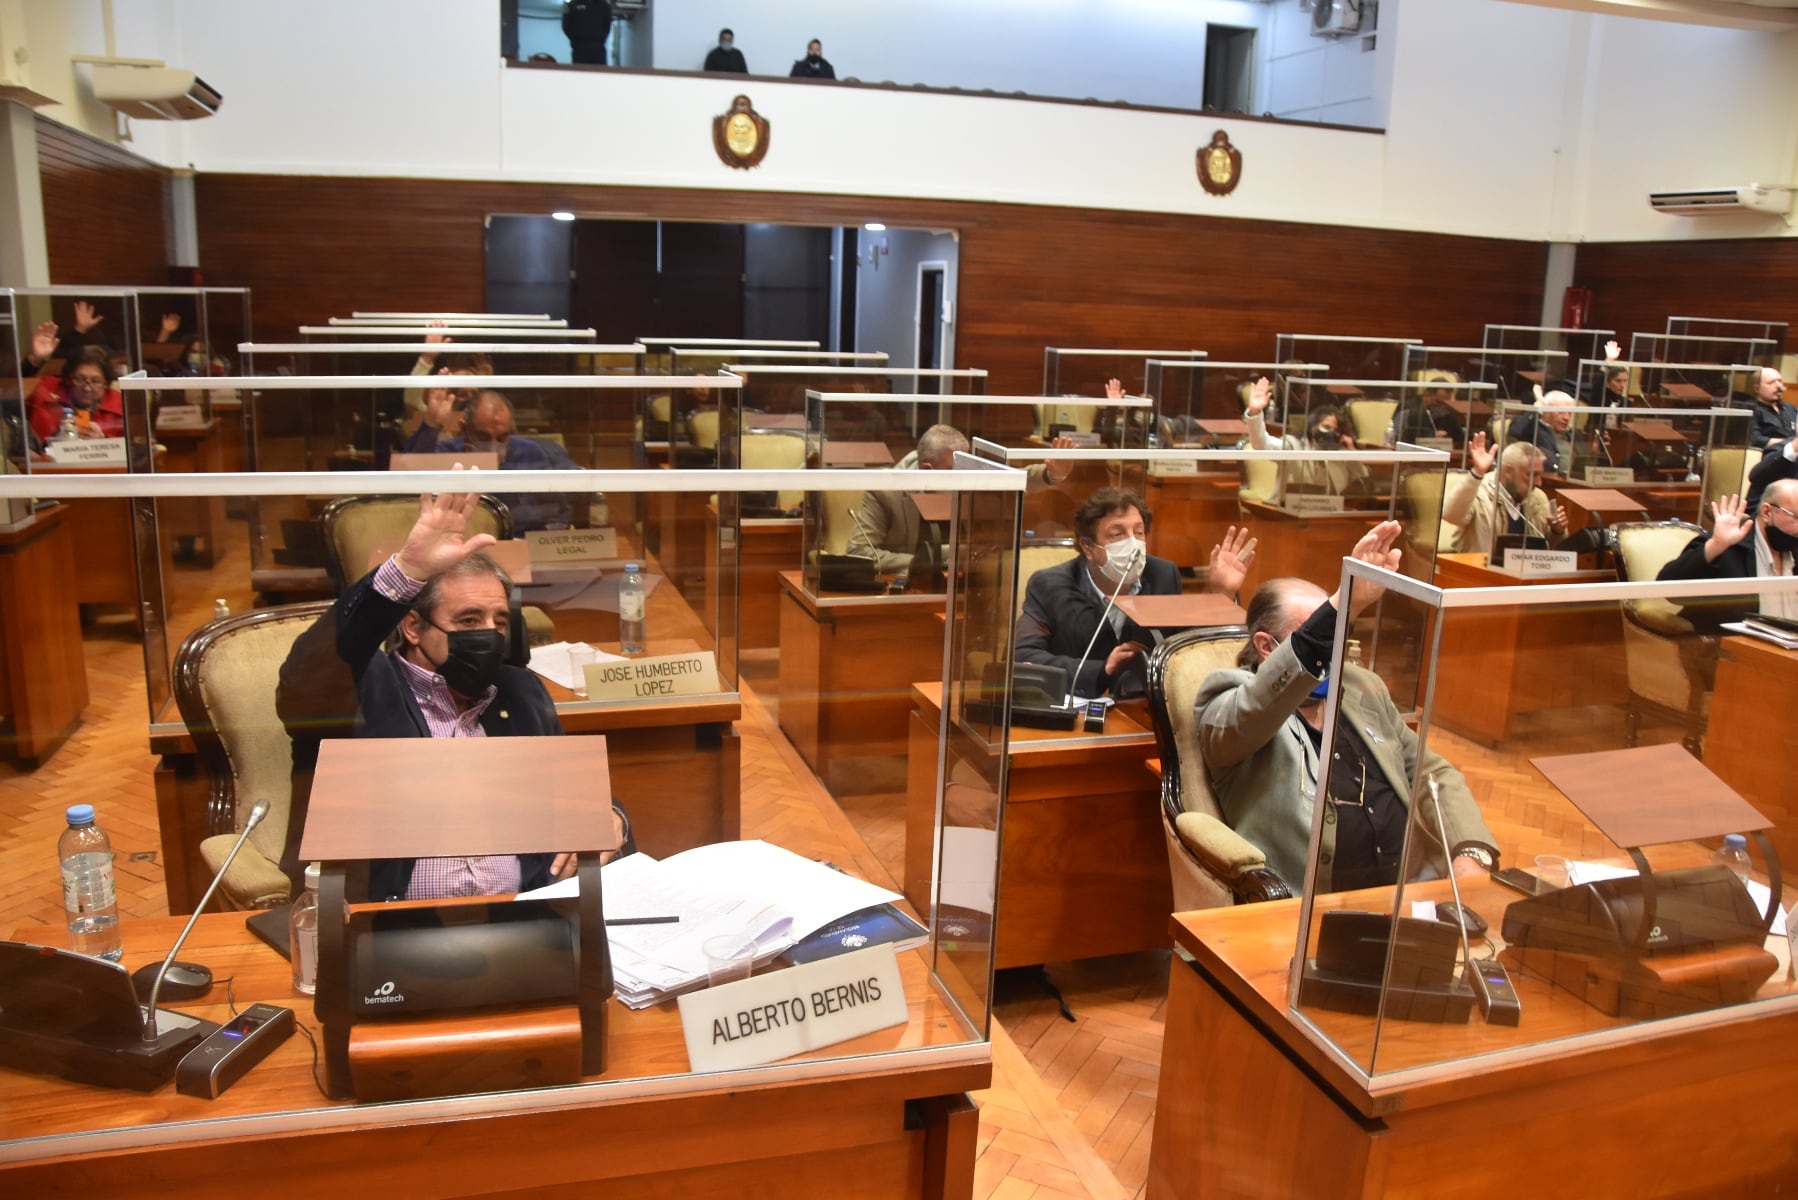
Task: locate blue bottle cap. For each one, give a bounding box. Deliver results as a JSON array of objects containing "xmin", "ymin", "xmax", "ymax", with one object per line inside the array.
[
  {"xmin": 66, "ymin": 804, "xmax": 95, "ymax": 825},
  {"xmin": 625, "ymin": 562, "xmax": 642, "ymax": 572},
  {"xmin": 1723, "ymin": 833, "xmax": 1747, "ymax": 850}
]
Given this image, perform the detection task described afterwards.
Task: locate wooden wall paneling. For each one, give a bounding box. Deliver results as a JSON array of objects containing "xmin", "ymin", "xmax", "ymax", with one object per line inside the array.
[
  {"xmin": 194, "ymin": 175, "xmax": 1548, "ymax": 385},
  {"xmin": 1575, "ymin": 237, "xmax": 1798, "ymax": 349},
  {"xmin": 35, "ymin": 116, "xmax": 172, "ymax": 285}
]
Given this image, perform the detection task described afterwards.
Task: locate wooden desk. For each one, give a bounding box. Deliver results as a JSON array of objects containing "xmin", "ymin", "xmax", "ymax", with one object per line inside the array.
[
  {"xmin": 777, "ymin": 571, "xmax": 945, "ymax": 792},
  {"xmin": 0, "ymin": 505, "xmax": 88, "ymax": 764},
  {"xmin": 0, "ymin": 916, "xmax": 987, "ymax": 1197},
  {"xmin": 904, "ymin": 684, "xmax": 1171, "ymax": 969},
  {"xmin": 1143, "ymin": 470, "xmax": 1241, "ymax": 568},
  {"xmin": 1148, "ymin": 878, "xmax": 1798, "ymax": 1198},
  {"xmin": 1430, "ymin": 553, "xmax": 1625, "ymax": 745},
  {"xmin": 705, "ymin": 506, "xmax": 798, "ymax": 651},
  {"xmin": 29, "ymin": 464, "xmax": 142, "ymax": 610},
  {"xmin": 1238, "ymin": 500, "xmax": 1386, "ymax": 596},
  {"xmin": 156, "ymin": 420, "xmax": 228, "ymax": 566},
  {"xmin": 1705, "ymin": 635, "xmax": 1798, "ymax": 879}
]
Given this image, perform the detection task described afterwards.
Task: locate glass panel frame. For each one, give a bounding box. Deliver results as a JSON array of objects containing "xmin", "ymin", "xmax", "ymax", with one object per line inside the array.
[{"xmin": 1273, "ymin": 334, "xmax": 1419, "ymax": 382}]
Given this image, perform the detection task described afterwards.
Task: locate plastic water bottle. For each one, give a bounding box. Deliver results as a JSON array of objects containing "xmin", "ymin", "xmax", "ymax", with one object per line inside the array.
[
  {"xmin": 213, "ymin": 597, "xmax": 230, "ymax": 620},
  {"xmin": 619, "ymin": 562, "xmax": 646, "ymax": 654},
  {"xmin": 57, "ymin": 407, "xmax": 76, "ymax": 441},
  {"xmin": 289, "ymin": 863, "xmax": 320, "ymax": 995},
  {"xmin": 1713, "ymin": 834, "xmax": 1751, "ymax": 883},
  {"xmin": 59, "ymin": 804, "xmax": 122, "ymax": 961}
]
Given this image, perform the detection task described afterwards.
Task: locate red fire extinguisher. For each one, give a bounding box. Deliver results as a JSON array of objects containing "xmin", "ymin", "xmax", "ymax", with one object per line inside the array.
[{"xmin": 1561, "ymin": 286, "xmax": 1592, "ymax": 329}]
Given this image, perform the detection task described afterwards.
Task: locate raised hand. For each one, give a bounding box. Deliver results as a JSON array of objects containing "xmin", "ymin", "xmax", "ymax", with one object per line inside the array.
[
  {"xmin": 1604, "ymin": 339, "xmax": 1621, "ymax": 362},
  {"xmin": 1705, "ymin": 494, "xmax": 1753, "ymax": 561},
  {"xmin": 72, "ymin": 300, "xmax": 103, "ymax": 334},
  {"xmin": 1467, "ymin": 430, "xmax": 1496, "ymax": 477},
  {"xmin": 1548, "ymin": 501, "xmax": 1569, "ymax": 533},
  {"xmin": 27, "ymin": 320, "xmax": 58, "ymax": 364},
  {"xmin": 1329, "ymin": 519, "xmax": 1404, "ymax": 615},
  {"xmin": 159, "ymin": 312, "xmax": 182, "ymax": 340},
  {"xmin": 394, "ymin": 483, "xmax": 498, "ymax": 582},
  {"xmin": 1045, "ymin": 433, "xmax": 1077, "ymax": 484},
  {"xmin": 420, "ymin": 317, "xmax": 449, "ymax": 365},
  {"xmin": 1245, "ymin": 376, "xmax": 1272, "ymax": 416},
  {"xmin": 421, "ymin": 371, "xmax": 457, "ymax": 430},
  {"xmin": 1104, "ymin": 377, "xmax": 1125, "ymax": 402},
  {"xmin": 1207, "ymin": 525, "xmax": 1258, "ymax": 598}
]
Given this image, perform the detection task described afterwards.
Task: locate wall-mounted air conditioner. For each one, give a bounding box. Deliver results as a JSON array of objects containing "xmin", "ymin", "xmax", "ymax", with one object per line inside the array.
[
  {"xmin": 1647, "ymin": 186, "xmax": 1793, "ymax": 217},
  {"xmin": 1311, "ymin": 0, "xmax": 1362, "ymax": 37},
  {"xmin": 90, "ymin": 65, "xmax": 221, "ymax": 120}
]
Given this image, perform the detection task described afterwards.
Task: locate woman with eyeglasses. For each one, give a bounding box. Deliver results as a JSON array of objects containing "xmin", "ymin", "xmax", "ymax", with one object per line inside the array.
[{"xmin": 27, "ymin": 347, "xmax": 125, "ymax": 442}]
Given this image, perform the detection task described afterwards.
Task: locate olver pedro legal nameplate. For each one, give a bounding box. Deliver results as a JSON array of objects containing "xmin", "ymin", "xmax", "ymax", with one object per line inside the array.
[{"xmin": 678, "ymin": 945, "xmax": 908, "ymax": 1071}]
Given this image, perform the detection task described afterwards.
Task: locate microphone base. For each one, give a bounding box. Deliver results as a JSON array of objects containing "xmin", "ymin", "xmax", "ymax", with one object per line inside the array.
[
  {"xmin": 0, "ymin": 1011, "xmax": 218, "ymax": 1091},
  {"xmin": 131, "ymin": 960, "xmax": 213, "ymax": 1002},
  {"xmin": 963, "ymin": 699, "xmax": 1080, "ymax": 732}
]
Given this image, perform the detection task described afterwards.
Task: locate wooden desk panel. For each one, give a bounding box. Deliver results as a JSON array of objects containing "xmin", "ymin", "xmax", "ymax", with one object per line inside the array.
[
  {"xmin": 1144, "ymin": 471, "xmax": 1240, "ymax": 569},
  {"xmin": 706, "ymin": 508, "xmax": 798, "ymax": 651},
  {"xmin": 906, "ymin": 685, "xmax": 1170, "ymax": 969},
  {"xmin": 156, "ymin": 421, "xmax": 227, "ymax": 566},
  {"xmin": 1706, "ymin": 636, "xmax": 1798, "ymax": 880},
  {"xmin": 0, "ymin": 505, "xmax": 88, "ymax": 764},
  {"xmin": 1237, "ymin": 501, "xmax": 1386, "ymax": 597},
  {"xmin": 0, "ymin": 913, "xmax": 987, "ymax": 1198},
  {"xmin": 1429, "ymin": 553, "xmax": 1625, "ymax": 745},
  {"xmin": 1148, "ymin": 880, "xmax": 1798, "ymax": 1198},
  {"xmin": 778, "ymin": 572, "xmax": 945, "ymax": 789}
]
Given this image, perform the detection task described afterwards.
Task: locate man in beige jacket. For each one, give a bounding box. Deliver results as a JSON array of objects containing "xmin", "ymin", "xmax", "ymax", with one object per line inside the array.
[{"xmin": 1438, "ymin": 432, "xmax": 1568, "ymax": 556}]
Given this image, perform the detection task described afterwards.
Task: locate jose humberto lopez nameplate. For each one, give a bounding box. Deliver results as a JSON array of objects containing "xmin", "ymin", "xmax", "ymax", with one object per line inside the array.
[
  {"xmin": 677, "ymin": 945, "xmax": 908, "ymax": 1071},
  {"xmin": 584, "ymin": 651, "xmax": 720, "ymax": 700}
]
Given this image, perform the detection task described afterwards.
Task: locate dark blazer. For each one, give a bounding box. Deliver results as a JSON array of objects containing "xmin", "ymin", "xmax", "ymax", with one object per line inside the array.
[
  {"xmin": 1748, "ymin": 442, "xmax": 1798, "ymax": 513},
  {"xmin": 1656, "ymin": 533, "xmax": 1762, "ymax": 633},
  {"xmin": 1507, "ymin": 413, "xmax": 1564, "ymax": 472},
  {"xmin": 1751, "ymin": 400, "xmax": 1797, "ymax": 451},
  {"xmin": 1014, "ymin": 555, "xmax": 1182, "ymax": 698},
  {"xmin": 276, "ymin": 570, "xmax": 561, "ymax": 901}
]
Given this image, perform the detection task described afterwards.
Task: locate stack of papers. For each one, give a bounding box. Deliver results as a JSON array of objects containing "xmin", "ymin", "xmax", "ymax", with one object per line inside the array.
[
  {"xmin": 527, "ymin": 641, "xmax": 626, "ymax": 690},
  {"xmin": 1723, "ymin": 618, "xmax": 1798, "ymax": 651},
  {"xmin": 519, "ymin": 840, "xmax": 903, "ymax": 1008}
]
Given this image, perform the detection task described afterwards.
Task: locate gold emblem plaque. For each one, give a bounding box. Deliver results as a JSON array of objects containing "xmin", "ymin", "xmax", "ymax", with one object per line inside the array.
[
  {"xmin": 713, "ymin": 95, "xmax": 770, "ymax": 170},
  {"xmin": 1196, "ymin": 130, "xmax": 1242, "ymax": 197}
]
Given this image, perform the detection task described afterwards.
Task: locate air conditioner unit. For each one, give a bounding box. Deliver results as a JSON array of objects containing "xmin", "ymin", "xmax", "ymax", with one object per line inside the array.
[
  {"xmin": 1311, "ymin": 0, "xmax": 1362, "ymax": 37},
  {"xmin": 1648, "ymin": 186, "xmax": 1793, "ymax": 217},
  {"xmin": 90, "ymin": 65, "xmax": 221, "ymax": 120}
]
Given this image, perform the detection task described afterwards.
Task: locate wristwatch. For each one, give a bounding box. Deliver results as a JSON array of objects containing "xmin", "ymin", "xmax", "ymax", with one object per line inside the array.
[{"xmin": 1452, "ymin": 841, "xmax": 1498, "ymax": 870}]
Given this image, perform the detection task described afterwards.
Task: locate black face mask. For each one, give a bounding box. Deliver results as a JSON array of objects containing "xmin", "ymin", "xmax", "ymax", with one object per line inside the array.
[
  {"xmin": 423, "ymin": 625, "xmax": 508, "ymax": 697},
  {"xmin": 807, "ymin": 53, "xmax": 821, "ymax": 64},
  {"xmin": 1765, "ymin": 524, "xmax": 1798, "ymax": 555}
]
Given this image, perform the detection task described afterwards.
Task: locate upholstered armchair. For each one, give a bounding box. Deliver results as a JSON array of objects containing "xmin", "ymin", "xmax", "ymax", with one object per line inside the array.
[
  {"xmin": 1146, "ymin": 628, "xmax": 1293, "ymax": 909},
  {"xmin": 318, "ymin": 494, "xmax": 512, "ymax": 591},
  {"xmin": 173, "ymin": 603, "xmax": 333, "ymax": 910},
  {"xmin": 1608, "ymin": 520, "xmax": 1710, "ymax": 754}
]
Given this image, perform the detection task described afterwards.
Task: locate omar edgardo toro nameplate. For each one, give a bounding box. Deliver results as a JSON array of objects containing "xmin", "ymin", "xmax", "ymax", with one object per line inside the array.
[
  {"xmin": 1502, "ymin": 548, "xmax": 1579, "ymax": 577},
  {"xmin": 678, "ymin": 945, "xmax": 908, "ymax": 1072},
  {"xmin": 583, "ymin": 651, "xmax": 720, "ymax": 700}
]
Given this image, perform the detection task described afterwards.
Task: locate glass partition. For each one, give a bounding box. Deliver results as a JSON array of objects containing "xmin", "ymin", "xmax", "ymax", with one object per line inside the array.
[
  {"xmin": 350, "ymin": 311, "xmax": 558, "ymax": 322},
  {"xmin": 1629, "ymin": 332, "xmax": 1780, "ymax": 372},
  {"xmin": 1146, "ymin": 359, "xmax": 1327, "ymax": 444},
  {"xmin": 1492, "ymin": 399, "xmax": 1751, "ymax": 530},
  {"xmin": 300, "ymin": 325, "xmax": 597, "ymax": 342},
  {"xmin": 1570, "ymin": 360, "xmax": 1765, "ymax": 413},
  {"xmin": 639, "ymin": 337, "xmax": 820, "ymax": 376},
  {"xmin": 0, "ymin": 292, "xmax": 25, "ymax": 523},
  {"xmin": 0, "ymin": 460, "xmax": 1021, "ymax": 1152},
  {"xmin": 133, "ymin": 287, "xmax": 252, "ymax": 378},
  {"xmin": 1399, "ymin": 345, "xmax": 1569, "ymax": 402},
  {"xmin": 1481, "ymin": 324, "xmax": 1615, "ymax": 376},
  {"xmin": 239, "ymin": 341, "xmax": 644, "ymax": 380},
  {"xmin": 715, "ymin": 367, "xmax": 986, "ymax": 476},
  {"xmin": 1273, "ymin": 335, "xmax": 1418, "ymax": 382},
  {"xmin": 1041, "ymin": 346, "xmax": 1206, "ymax": 399},
  {"xmin": 1666, "ymin": 315, "xmax": 1788, "ymax": 350},
  {"xmin": 1283, "ymin": 378, "xmax": 1498, "ymax": 467},
  {"xmin": 1285, "ymin": 560, "xmax": 1798, "ymax": 1092}
]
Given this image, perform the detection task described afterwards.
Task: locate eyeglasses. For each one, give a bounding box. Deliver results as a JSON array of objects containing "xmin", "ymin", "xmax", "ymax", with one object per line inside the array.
[
  {"xmin": 1325, "ymin": 743, "xmax": 1368, "ymax": 809},
  {"xmin": 1770, "ymin": 502, "xmax": 1798, "ymax": 523}
]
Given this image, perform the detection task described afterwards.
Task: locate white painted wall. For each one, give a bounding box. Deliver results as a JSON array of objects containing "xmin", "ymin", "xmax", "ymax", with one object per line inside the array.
[
  {"xmin": 854, "ymin": 228, "xmax": 959, "ymax": 370},
  {"xmin": 647, "ymin": 0, "xmax": 1270, "ymax": 114},
  {"xmin": 13, "ymin": 0, "xmax": 1791, "ymax": 247},
  {"xmin": 1260, "ymin": 0, "xmax": 1392, "ymax": 128}
]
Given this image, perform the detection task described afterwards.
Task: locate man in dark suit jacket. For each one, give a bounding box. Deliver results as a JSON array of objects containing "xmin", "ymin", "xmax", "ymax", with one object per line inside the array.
[
  {"xmin": 1507, "ymin": 388, "xmax": 1576, "ymax": 474},
  {"xmin": 277, "ymin": 489, "xmax": 629, "ymax": 901},
  {"xmin": 1657, "ymin": 480, "xmax": 1798, "ymax": 633},
  {"xmin": 1748, "ymin": 367, "xmax": 1794, "ymax": 450},
  {"xmin": 1014, "ymin": 487, "xmax": 1253, "ymax": 698}
]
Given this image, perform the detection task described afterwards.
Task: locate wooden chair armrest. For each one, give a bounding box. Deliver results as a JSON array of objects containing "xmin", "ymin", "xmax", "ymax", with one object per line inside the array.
[{"xmin": 1229, "ymin": 869, "xmax": 1293, "ymax": 904}]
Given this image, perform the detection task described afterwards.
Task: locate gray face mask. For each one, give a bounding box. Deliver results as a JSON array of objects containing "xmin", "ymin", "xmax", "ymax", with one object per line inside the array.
[{"xmin": 720, "ymin": 38, "xmax": 733, "ymax": 49}]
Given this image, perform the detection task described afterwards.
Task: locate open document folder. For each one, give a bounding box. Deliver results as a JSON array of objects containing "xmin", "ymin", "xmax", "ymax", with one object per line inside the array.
[{"xmin": 518, "ymin": 840, "xmax": 903, "ymax": 1008}]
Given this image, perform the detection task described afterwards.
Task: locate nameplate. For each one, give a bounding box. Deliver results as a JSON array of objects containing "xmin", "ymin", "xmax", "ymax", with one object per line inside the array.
[
  {"xmin": 1147, "ymin": 459, "xmax": 1198, "ymax": 478},
  {"xmin": 46, "ymin": 438, "xmax": 126, "ymax": 465},
  {"xmin": 1060, "ymin": 432, "xmax": 1102, "ymax": 448},
  {"xmin": 1414, "ymin": 436, "xmax": 1454, "ymax": 454},
  {"xmin": 1502, "ymin": 548, "xmax": 1579, "ymax": 577},
  {"xmin": 584, "ymin": 651, "xmax": 719, "ymax": 700},
  {"xmin": 154, "ymin": 404, "xmax": 207, "ymax": 430},
  {"xmin": 527, "ymin": 527, "xmax": 617, "ymax": 563},
  {"xmin": 1584, "ymin": 466, "xmax": 1634, "ymax": 486},
  {"xmin": 678, "ymin": 944, "xmax": 908, "ymax": 1072},
  {"xmin": 1281, "ymin": 494, "xmax": 1344, "ymax": 515}
]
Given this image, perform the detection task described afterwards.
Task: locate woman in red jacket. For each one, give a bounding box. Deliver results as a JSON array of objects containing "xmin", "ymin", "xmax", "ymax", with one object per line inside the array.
[{"xmin": 28, "ymin": 348, "xmax": 125, "ymax": 441}]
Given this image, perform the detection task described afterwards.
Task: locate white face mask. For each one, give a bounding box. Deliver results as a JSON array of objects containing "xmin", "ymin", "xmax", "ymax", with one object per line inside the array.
[{"xmin": 1095, "ymin": 535, "xmax": 1146, "ymax": 587}]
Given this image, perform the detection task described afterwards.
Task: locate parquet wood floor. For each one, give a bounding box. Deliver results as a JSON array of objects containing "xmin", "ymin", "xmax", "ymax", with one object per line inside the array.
[{"xmin": 0, "ymin": 514, "xmax": 1651, "ymax": 1198}]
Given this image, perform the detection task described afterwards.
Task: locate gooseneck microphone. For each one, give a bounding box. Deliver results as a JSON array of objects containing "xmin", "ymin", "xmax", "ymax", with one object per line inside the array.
[
  {"xmin": 847, "ymin": 507, "xmax": 879, "ymax": 561},
  {"xmin": 1490, "ymin": 474, "xmax": 1551, "ymax": 545},
  {"xmin": 1066, "ymin": 548, "xmax": 1146, "ymax": 703},
  {"xmin": 139, "ymin": 800, "xmax": 269, "ymax": 1041}
]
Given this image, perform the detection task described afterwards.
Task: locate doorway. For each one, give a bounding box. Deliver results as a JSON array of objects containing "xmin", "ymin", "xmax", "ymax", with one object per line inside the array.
[{"xmin": 915, "ymin": 261, "xmax": 949, "ymax": 391}]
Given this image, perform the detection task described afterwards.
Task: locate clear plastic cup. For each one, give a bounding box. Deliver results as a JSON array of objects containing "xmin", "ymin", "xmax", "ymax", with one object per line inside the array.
[
  {"xmin": 1534, "ymin": 854, "xmax": 1571, "ymax": 890},
  {"xmin": 568, "ymin": 644, "xmax": 597, "ymax": 697},
  {"xmin": 702, "ymin": 933, "xmax": 756, "ymax": 987}
]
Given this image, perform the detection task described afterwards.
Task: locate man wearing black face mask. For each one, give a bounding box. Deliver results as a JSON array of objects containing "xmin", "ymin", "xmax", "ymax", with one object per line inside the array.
[
  {"xmin": 277, "ymin": 488, "xmax": 631, "ymax": 901},
  {"xmin": 704, "ymin": 28, "xmax": 747, "ymax": 73},
  {"xmin": 789, "ymin": 38, "xmax": 835, "ymax": 79},
  {"xmin": 1657, "ymin": 481, "xmax": 1798, "ymax": 633}
]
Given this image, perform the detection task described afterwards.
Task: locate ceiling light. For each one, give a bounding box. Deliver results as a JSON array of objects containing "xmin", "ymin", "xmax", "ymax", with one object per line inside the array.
[
  {"xmin": 863, "ymin": 222, "xmax": 886, "ymax": 232},
  {"xmin": 551, "ymin": 211, "xmax": 576, "ymax": 222}
]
